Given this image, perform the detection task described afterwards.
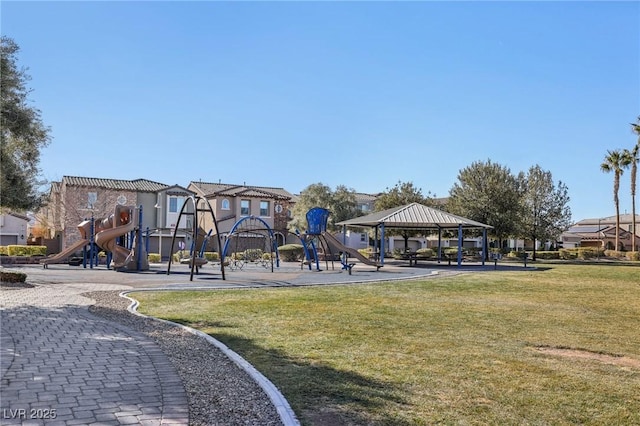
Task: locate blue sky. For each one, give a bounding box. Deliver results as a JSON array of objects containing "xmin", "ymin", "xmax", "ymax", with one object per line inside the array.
[{"xmin": 2, "ymin": 1, "xmax": 639, "ymax": 221}]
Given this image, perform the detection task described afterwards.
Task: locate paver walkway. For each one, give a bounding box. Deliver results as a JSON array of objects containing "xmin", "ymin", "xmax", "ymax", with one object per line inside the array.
[{"xmin": 0, "ymin": 282, "xmax": 189, "ymax": 425}]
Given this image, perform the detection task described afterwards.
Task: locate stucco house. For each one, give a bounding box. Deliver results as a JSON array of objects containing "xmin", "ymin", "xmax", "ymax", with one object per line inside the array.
[
  {"xmin": 40, "ymin": 176, "xmax": 194, "ymax": 260},
  {"xmin": 561, "ymin": 214, "xmax": 640, "ymax": 251},
  {"xmin": 0, "ymin": 211, "xmax": 30, "ymax": 246},
  {"xmin": 187, "ymin": 181, "xmax": 297, "ymax": 250}
]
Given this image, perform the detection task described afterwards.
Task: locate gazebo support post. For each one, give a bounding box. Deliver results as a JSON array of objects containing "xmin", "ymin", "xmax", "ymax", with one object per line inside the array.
[
  {"xmin": 437, "ymin": 228, "xmax": 442, "ymax": 263},
  {"xmin": 374, "ymin": 226, "xmax": 379, "ymax": 260},
  {"xmin": 380, "ymin": 223, "xmax": 385, "ymax": 266},
  {"xmin": 457, "ymin": 224, "xmax": 463, "ymax": 267},
  {"xmin": 482, "ymin": 228, "xmax": 487, "ymax": 266}
]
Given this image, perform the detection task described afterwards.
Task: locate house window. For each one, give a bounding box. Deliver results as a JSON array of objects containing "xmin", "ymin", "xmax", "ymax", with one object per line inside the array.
[
  {"xmin": 240, "ymin": 200, "xmax": 250, "ymax": 216},
  {"xmin": 221, "ymin": 199, "xmax": 230, "ymax": 210},
  {"xmin": 260, "ymin": 201, "xmax": 269, "ymax": 217},
  {"xmin": 87, "ymin": 192, "xmax": 97, "ymax": 209},
  {"xmin": 169, "ymin": 197, "xmax": 179, "ymax": 213},
  {"xmin": 360, "ymin": 233, "xmax": 366, "ymax": 242}
]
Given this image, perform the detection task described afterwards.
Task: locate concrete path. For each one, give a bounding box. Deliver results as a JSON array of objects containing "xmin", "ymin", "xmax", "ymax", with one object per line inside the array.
[{"xmin": 0, "ymin": 282, "xmax": 189, "ymax": 425}]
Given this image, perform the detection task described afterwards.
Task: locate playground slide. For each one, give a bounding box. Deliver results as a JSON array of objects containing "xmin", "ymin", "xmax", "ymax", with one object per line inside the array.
[
  {"xmin": 40, "ymin": 239, "xmax": 89, "ymax": 265},
  {"xmin": 321, "ymin": 232, "xmax": 382, "ymax": 268},
  {"xmin": 95, "ymin": 221, "xmax": 136, "ymax": 269}
]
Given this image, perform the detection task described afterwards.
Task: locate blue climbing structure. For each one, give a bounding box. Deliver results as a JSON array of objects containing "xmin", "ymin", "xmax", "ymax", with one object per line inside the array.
[
  {"xmin": 297, "ymin": 207, "xmax": 338, "ymax": 271},
  {"xmin": 222, "ymin": 215, "xmax": 280, "ymax": 272}
]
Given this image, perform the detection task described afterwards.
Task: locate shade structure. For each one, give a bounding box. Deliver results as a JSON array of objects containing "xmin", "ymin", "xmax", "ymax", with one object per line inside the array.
[{"xmin": 336, "ymin": 203, "xmax": 493, "ymax": 266}]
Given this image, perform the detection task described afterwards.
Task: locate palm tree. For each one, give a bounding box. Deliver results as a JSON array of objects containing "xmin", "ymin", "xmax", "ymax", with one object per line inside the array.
[
  {"xmin": 630, "ymin": 116, "xmax": 640, "ymax": 252},
  {"xmin": 601, "ymin": 150, "xmax": 631, "ymax": 251}
]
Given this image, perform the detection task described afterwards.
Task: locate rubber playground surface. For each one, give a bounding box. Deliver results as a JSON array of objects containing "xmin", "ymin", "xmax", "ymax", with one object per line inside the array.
[{"xmin": 10, "ymin": 258, "xmax": 530, "ymax": 291}]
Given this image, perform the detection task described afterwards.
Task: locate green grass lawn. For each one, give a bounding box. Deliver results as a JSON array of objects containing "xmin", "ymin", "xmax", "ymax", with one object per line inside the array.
[{"xmin": 131, "ymin": 264, "xmax": 640, "ymax": 425}]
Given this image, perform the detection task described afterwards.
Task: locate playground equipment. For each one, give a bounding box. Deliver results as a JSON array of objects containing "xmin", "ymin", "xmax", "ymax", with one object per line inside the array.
[
  {"xmin": 41, "ymin": 220, "xmax": 96, "ymax": 268},
  {"xmin": 179, "ymin": 229, "xmax": 212, "ymax": 267},
  {"xmin": 222, "ymin": 216, "xmax": 279, "ymax": 272},
  {"xmin": 96, "ymin": 205, "xmax": 149, "ymax": 272},
  {"xmin": 167, "ymin": 195, "xmax": 226, "ymax": 281},
  {"xmin": 298, "ymin": 207, "xmax": 382, "ymax": 274},
  {"xmin": 41, "ymin": 205, "xmax": 149, "ymax": 272}
]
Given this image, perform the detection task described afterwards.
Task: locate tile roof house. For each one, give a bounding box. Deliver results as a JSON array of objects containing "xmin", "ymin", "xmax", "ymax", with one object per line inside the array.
[
  {"xmin": 560, "ymin": 215, "xmax": 640, "ymax": 251},
  {"xmin": 561, "ymin": 214, "xmax": 640, "ymax": 251},
  {"xmin": 41, "ymin": 176, "xmax": 193, "ymax": 259},
  {"xmin": 187, "ymin": 181, "xmax": 297, "ymax": 248},
  {"xmin": 354, "ymin": 192, "xmax": 379, "ymax": 214}
]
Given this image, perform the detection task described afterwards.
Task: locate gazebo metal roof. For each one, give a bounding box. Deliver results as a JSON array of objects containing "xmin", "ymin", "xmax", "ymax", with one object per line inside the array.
[
  {"xmin": 335, "ymin": 203, "xmax": 492, "ymax": 267},
  {"xmin": 336, "ymin": 202, "xmax": 492, "ymax": 230}
]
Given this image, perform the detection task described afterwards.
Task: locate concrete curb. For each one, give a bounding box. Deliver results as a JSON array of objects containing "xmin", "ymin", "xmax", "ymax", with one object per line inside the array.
[{"xmin": 120, "ymin": 291, "xmax": 301, "ymax": 426}]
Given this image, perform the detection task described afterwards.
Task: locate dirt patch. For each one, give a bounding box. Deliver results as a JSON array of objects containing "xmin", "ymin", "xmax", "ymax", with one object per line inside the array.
[
  {"xmin": 0, "ymin": 281, "xmax": 35, "ymax": 289},
  {"xmin": 535, "ymin": 346, "xmax": 640, "ymax": 369},
  {"xmin": 302, "ymin": 407, "xmax": 348, "ymax": 426}
]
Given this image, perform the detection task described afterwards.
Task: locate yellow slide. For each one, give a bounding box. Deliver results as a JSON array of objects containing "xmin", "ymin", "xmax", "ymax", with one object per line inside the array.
[
  {"xmin": 95, "ymin": 221, "xmax": 134, "ymax": 269},
  {"xmin": 40, "ymin": 239, "xmax": 89, "ymax": 266},
  {"xmin": 95, "ymin": 212, "xmax": 149, "ymax": 271},
  {"xmin": 321, "ymin": 232, "xmax": 382, "ymax": 269}
]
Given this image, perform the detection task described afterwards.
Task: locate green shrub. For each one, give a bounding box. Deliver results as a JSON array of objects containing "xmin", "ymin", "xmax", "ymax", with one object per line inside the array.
[
  {"xmin": 357, "ymin": 248, "xmax": 372, "ymax": 258},
  {"xmin": 535, "ymin": 251, "xmax": 560, "ymax": 260},
  {"xmin": 244, "ymin": 249, "xmax": 264, "ymax": 261},
  {"xmin": 0, "ymin": 270, "xmax": 27, "ymax": 283},
  {"xmin": 6, "ymin": 245, "xmax": 46, "ymax": 256},
  {"xmin": 391, "ymin": 248, "xmax": 406, "ymax": 259},
  {"xmin": 147, "ymin": 253, "xmax": 161, "ymax": 263},
  {"xmin": 626, "ymin": 251, "xmax": 639, "ymax": 261},
  {"xmin": 230, "ymin": 252, "xmax": 245, "ymax": 261},
  {"xmin": 444, "ymin": 248, "xmax": 460, "ymax": 256},
  {"xmin": 278, "ymin": 244, "xmax": 304, "ymax": 262},
  {"xmin": 604, "ymin": 250, "xmax": 626, "ymax": 259},
  {"xmin": 203, "ymin": 251, "xmax": 220, "ymax": 261},
  {"xmin": 0, "ymin": 246, "xmax": 7, "ymax": 256},
  {"xmin": 262, "ymin": 252, "xmax": 275, "ymax": 260},
  {"xmin": 466, "ymin": 247, "xmax": 481, "ymax": 256},
  {"xmin": 559, "ymin": 249, "xmax": 578, "ymax": 260},
  {"xmin": 577, "ymin": 248, "xmax": 599, "ymax": 259},
  {"xmin": 416, "ymin": 248, "xmax": 435, "ymax": 258}
]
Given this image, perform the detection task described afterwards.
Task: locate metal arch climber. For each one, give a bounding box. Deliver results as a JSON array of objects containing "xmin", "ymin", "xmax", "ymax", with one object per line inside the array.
[
  {"xmin": 222, "ymin": 215, "xmax": 280, "ymax": 272},
  {"xmin": 166, "ymin": 195, "xmax": 226, "ymax": 281}
]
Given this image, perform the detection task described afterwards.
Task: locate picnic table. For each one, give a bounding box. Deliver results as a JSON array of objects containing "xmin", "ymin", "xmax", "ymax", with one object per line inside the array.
[{"xmin": 399, "ymin": 252, "xmax": 420, "ymax": 266}]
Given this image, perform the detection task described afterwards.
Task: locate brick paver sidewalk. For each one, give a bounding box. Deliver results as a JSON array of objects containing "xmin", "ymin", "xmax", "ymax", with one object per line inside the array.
[{"xmin": 0, "ymin": 283, "xmax": 189, "ymax": 425}]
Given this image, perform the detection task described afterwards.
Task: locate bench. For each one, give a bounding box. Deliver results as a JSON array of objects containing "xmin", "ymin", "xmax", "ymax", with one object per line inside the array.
[{"xmin": 343, "ymin": 262, "xmax": 356, "ymax": 275}]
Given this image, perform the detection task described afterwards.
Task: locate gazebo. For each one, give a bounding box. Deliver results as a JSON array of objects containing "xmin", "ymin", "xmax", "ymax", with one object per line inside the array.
[{"xmin": 336, "ymin": 202, "xmax": 493, "ymax": 267}]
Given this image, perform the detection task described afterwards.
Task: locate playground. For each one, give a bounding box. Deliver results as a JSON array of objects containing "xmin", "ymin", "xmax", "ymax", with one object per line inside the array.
[{"xmin": 38, "ymin": 199, "xmax": 504, "ymax": 287}]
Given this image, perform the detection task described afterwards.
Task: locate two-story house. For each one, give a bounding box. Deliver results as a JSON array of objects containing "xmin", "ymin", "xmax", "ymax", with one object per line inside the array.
[
  {"xmin": 41, "ymin": 176, "xmax": 194, "ymax": 260},
  {"xmin": 187, "ymin": 181, "xmax": 297, "ymax": 250}
]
